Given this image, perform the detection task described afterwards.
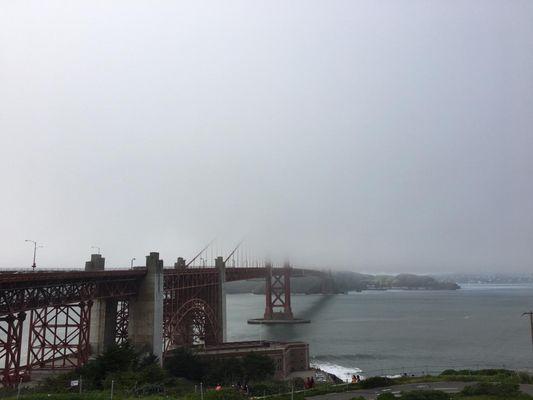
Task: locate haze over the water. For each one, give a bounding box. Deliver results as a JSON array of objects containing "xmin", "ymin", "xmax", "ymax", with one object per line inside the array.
[{"xmin": 1, "ymin": 1, "xmax": 532, "ymax": 273}]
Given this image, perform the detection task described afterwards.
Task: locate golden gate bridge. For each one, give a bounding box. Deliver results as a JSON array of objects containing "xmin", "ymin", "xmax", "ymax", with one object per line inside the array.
[{"xmin": 0, "ymin": 246, "xmax": 335, "ymax": 387}]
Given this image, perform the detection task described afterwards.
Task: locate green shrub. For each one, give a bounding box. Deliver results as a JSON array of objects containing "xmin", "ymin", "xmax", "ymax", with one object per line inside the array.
[
  {"xmin": 160, "ymin": 376, "xmax": 195, "ymax": 396},
  {"xmin": 378, "ymin": 390, "xmax": 450, "ymax": 400},
  {"xmin": 166, "ymin": 349, "xmax": 275, "ymax": 385},
  {"xmin": 138, "ymin": 362, "xmax": 170, "ymax": 384},
  {"xmin": 204, "ymin": 388, "xmax": 246, "ymax": 400},
  {"xmin": 97, "ymin": 341, "xmax": 139, "ymax": 372},
  {"xmin": 376, "ymin": 393, "xmax": 396, "ymax": 400},
  {"xmin": 291, "ymin": 377, "xmax": 306, "ymax": 391},
  {"xmin": 401, "ymin": 390, "xmax": 450, "ymax": 400},
  {"xmin": 460, "ymin": 381, "xmax": 520, "ymax": 396},
  {"xmin": 75, "ymin": 342, "xmax": 142, "ymax": 389},
  {"xmin": 439, "ymin": 368, "xmax": 515, "ymax": 377},
  {"xmin": 8, "ymin": 394, "xmax": 110, "ymax": 400},
  {"xmin": 439, "ymin": 369, "xmax": 458, "ymax": 376},
  {"xmin": 165, "ymin": 347, "xmax": 205, "ymax": 381},
  {"xmin": 248, "ymin": 381, "xmax": 290, "ymax": 396},
  {"xmin": 102, "ymin": 370, "xmax": 140, "ymax": 390},
  {"xmin": 477, "ymin": 368, "xmax": 515, "ymax": 376},
  {"xmin": 204, "ymin": 357, "xmax": 244, "ymax": 385},
  {"xmin": 241, "ymin": 352, "xmax": 275, "ymax": 382},
  {"xmin": 37, "ymin": 370, "xmax": 79, "ymax": 392},
  {"xmin": 37, "ymin": 341, "xmax": 169, "ymax": 394},
  {"xmin": 132, "ymin": 382, "xmax": 165, "ymax": 395},
  {"xmin": 518, "ymin": 371, "xmax": 533, "ymax": 384},
  {"xmin": 359, "ymin": 376, "xmax": 395, "ymax": 389}
]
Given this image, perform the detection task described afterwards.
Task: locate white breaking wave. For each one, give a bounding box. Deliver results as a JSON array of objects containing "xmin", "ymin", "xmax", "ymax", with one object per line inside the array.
[{"xmin": 311, "ymin": 361, "xmax": 363, "ymax": 382}]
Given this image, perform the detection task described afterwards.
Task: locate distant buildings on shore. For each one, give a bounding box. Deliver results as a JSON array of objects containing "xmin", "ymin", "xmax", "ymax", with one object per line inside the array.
[{"xmin": 434, "ymin": 273, "xmax": 533, "ymax": 284}]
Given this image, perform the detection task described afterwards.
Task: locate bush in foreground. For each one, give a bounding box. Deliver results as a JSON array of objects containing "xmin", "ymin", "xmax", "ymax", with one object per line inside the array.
[
  {"xmin": 376, "ymin": 393, "xmax": 396, "ymax": 400},
  {"xmin": 249, "ymin": 381, "xmax": 291, "ymax": 396},
  {"xmin": 165, "ymin": 348, "xmax": 275, "ymax": 385},
  {"xmin": 378, "ymin": 390, "xmax": 450, "ymax": 400},
  {"xmin": 460, "ymin": 381, "xmax": 520, "ymax": 396},
  {"xmin": 38, "ymin": 342, "xmax": 169, "ymax": 393},
  {"xmin": 359, "ymin": 376, "xmax": 395, "ymax": 389},
  {"xmin": 400, "ymin": 390, "xmax": 450, "ymax": 400},
  {"xmin": 205, "ymin": 388, "xmax": 247, "ymax": 400},
  {"xmin": 165, "ymin": 347, "xmax": 206, "ymax": 382},
  {"xmin": 440, "ymin": 368, "xmax": 516, "ymax": 378}
]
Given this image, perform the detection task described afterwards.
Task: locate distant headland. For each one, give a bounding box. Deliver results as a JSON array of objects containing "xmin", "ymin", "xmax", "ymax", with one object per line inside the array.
[{"xmin": 225, "ymin": 271, "xmax": 460, "ymax": 294}]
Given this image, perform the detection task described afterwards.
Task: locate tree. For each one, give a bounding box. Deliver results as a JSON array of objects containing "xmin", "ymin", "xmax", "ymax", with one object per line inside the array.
[
  {"xmin": 165, "ymin": 347, "xmax": 205, "ymax": 381},
  {"xmin": 241, "ymin": 352, "xmax": 275, "ymax": 382},
  {"xmin": 205, "ymin": 357, "xmax": 244, "ymax": 385},
  {"xmin": 77, "ymin": 342, "xmax": 140, "ymax": 388}
]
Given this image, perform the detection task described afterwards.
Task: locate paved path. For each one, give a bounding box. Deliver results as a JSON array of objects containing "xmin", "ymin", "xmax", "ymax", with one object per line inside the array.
[
  {"xmin": 307, "ymin": 382, "xmax": 533, "ymax": 400},
  {"xmin": 520, "ymin": 384, "xmax": 533, "ymax": 395}
]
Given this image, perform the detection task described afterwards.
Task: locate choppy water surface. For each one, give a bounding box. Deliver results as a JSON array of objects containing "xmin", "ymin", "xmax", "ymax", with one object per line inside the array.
[{"xmin": 226, "ymin": 284, "xmax": 533, "ymax": 380}]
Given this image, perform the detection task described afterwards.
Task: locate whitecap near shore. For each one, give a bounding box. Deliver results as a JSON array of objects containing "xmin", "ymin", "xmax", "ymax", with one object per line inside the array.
[{"xmin": 311, "ymin": 361, "xmax": 363, "ymax": 382}]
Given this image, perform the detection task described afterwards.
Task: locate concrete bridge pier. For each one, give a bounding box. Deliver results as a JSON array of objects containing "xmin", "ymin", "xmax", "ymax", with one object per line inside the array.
[
  {"xmin": 215, "ymin": 256, "xmax": 227, "ymax": 342},
  {"xmin": 86, "ymin": 254, "xmax": 117, "ymax": 355},
  {"xmin": 174, "ymin": 257, "xmax": 186, "ymax": 268},
  {"xmin": 128, "ymin": 252, "xmax": 164, "ymax": 364}
]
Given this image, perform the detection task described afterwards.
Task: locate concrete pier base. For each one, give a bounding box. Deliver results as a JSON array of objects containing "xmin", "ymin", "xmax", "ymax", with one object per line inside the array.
[
  {"xmin": 128, "ymin": 252, "xmax": 164, "ymax": 364},
  {"xmin": 247, "ymin": 318, "xmax": 310, "ymax": 325},
  {"xmin": 215, "ymin": 256, "xmax": 227, "ymax": 343},
  {"xmin": 86, "ymin": 254, "xmax": 117, "ymax": 355}
]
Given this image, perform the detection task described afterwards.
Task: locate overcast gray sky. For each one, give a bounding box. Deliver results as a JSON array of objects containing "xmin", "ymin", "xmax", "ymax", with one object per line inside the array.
[{"xmin": 1, "ymin": 0, "xmax": 532, "ymax": 273}]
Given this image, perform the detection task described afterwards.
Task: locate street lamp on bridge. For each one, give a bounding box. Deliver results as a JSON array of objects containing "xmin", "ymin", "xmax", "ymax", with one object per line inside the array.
[{"xmin": 25, "ymin": 239, "xmax": 43, "ymax": 272}]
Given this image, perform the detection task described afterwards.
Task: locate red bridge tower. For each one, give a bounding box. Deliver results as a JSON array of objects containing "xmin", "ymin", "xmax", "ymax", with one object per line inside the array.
[{"xmin": 248, "ymin": 262, "xmax": 309, "ymax": 325}]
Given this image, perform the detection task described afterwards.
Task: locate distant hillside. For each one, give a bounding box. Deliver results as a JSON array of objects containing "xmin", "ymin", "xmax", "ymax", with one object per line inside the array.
[
  {"xmin": 373, "ymin": 273, "xmax": 460, "ymax": 290},
  {"xmin": 434, "ymin": 273, "xmax": 533, "ymax": 284},
  {"xmin": 225, "ymin": 271, "xmax": 460, "ymax": 294}
]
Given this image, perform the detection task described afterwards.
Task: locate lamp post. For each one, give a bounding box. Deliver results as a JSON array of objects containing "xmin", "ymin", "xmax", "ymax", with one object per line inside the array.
[
  {"xmin": 130, "ymin": 258, "xmax": 136, "ymax": 269},
  {"xmin": 522, "ymin": 311, "xmax": 533, "ymax": 351},
  {"xmin": 25, "ymin": 240, "xmax": 43, "ymax": 271}
]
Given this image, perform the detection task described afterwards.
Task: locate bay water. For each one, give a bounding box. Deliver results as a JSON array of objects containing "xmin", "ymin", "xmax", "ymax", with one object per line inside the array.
[{"xmin": 226, "ymin": 284, "xmax": 533, "ymax": 381}]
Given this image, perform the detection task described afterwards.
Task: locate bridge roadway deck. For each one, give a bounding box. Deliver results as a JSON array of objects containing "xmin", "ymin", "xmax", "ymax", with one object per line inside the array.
[
  {"xmin": 0, "ymin": 267, "xmax": 324, "ymax": 315},
  {"xmin": 0, "ymin": 269, "xmax": 146, "ymax": 287},
  {"xmin": 0, "ymin": 266, "xmax": 323, "ymax": 285}
]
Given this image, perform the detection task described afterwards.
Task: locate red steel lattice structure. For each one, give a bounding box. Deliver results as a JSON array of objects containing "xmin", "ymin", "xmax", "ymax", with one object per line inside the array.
[
  {"xmin": 0, "ymin": 261, "xmax": 325, "ymax": 387},
  {"xmin": 0, "ymin": 312, "xmax": 25, "ymax": 386},
  {"xmin": 163, "ymin": 264, "xmax": 223, "ymax": 353},
  {"xmin": 0, "ymin": 270, "xmax": 143, "ymax": 386},
  {"xmin": 264, "ymin": 264, "xmax": 293, "ymax": 320},
  {"xmin": 115, "ymin": 300, "xmax": 129, "ymax": 344},
  {"xmin": 0, "ymin": 270, "xmax": 144, "ymax": 316},
  {"xmin": 27, "ymin": 302, "xmax": 92, "ymax": 370}
]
